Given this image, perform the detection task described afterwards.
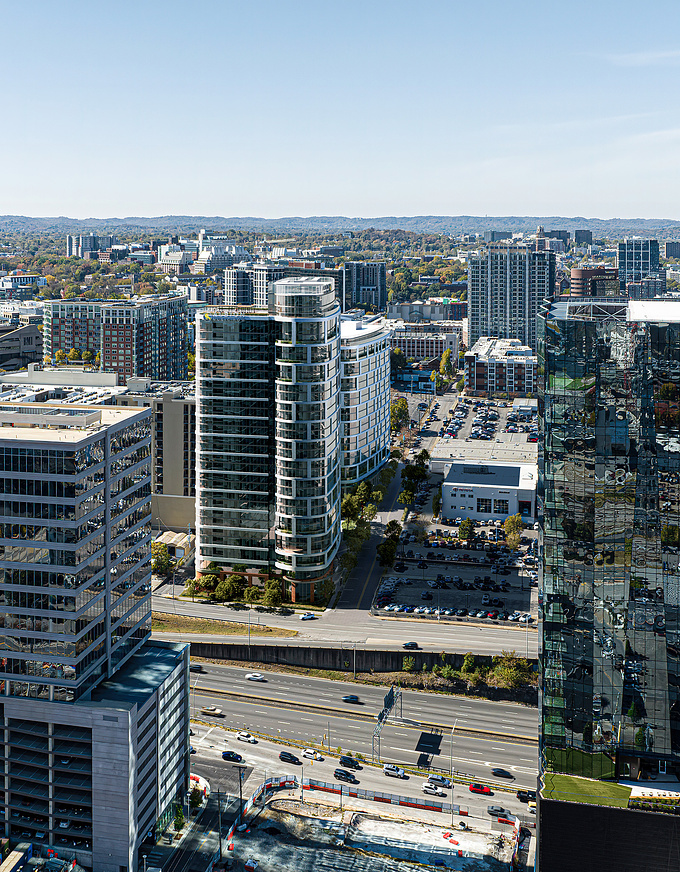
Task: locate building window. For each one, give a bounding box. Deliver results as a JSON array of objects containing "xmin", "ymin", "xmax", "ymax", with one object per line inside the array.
[
  {"xmin": 494, "ymin": 499, "xmax": 509, "ymax": 515},
  {"xmin": 477, "ymin": 498, "xmax": 492, "ymax": 515}
]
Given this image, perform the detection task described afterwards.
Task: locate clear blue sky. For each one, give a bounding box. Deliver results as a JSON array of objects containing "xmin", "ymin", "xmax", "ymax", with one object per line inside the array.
[{"xmin": 5, "ymin": 0, "xmax": 680, "ymax": 219}]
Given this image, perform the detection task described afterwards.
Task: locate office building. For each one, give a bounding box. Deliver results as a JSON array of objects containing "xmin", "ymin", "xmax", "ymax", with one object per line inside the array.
[
  {"xmin": 115, "ymin": 379, "xmax": 196, "ymax": 530},
  {"xmin": 626, "ymin": 271, "xmax": 667, "ymax": 300},
  {"xmin": 536, "ymin": 295, "xmax": 680, "ymax": 871},
  {"xmin": 617, "ymin": 238, "xmax": 660, "ymax": 289},
  {"xmin": 464, "ymin": 337, "xmax": 537, "ymax": 396},
  {"xmin": 44, "ymin": 296, "xmax": 188, "ymax": 385},
  {"xmin": 574, "ymin": 230, "xmax": 593, "ymax": 246},
  {"xmin": 468, "ymin": 243, "xmax": 555, "ymax": 351},
  {"xmin": 483, "ymin": 230, "xmax": 512, "ymax": 243},
  {"xmin": 339, "ymin": 315, "xmax": 391, "ymax": 486},
  {"xmin": 0, "ymin": 324, "xmax": 43, "ymax": 370},
  {"xmin": 569, "ymin": 266, "xmax": 620, "ymax": 297},
  {"xmin": 66, "ymin": 234, "xmax": 118, "ymax": 259},
  {"xmin": 0, "ymin": 402, "xmax": 189, "ymax": 870},
  {"xmin": 664, "ymin": 241, "xmax": 680, "ymax": 259},
  {"xmin": 196, "ymin": 277, "xmax": 342, "ymax": 603}
]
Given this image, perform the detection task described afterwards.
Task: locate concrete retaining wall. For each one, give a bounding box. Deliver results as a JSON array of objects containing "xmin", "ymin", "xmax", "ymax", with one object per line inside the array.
[{"xmin": 188, "ymin": 642, "xmax": 502, "ymax": 673}]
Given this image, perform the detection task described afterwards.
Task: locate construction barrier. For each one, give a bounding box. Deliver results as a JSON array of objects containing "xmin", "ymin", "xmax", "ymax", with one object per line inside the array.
[{"xmin": 303, "ymin": 777, "xmax": 465, "ymax": 816}]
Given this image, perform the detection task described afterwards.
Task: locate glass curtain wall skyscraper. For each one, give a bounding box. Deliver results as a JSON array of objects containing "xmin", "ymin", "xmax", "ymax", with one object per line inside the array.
[{"xmin": 537, "ymin": 294, "xmax": 680, "ymax": 869}]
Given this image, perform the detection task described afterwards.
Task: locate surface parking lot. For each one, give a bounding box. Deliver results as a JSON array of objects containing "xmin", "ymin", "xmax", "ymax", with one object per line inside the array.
[{"xmin": 374, "ymin": 521, "xmax": 539, "ymax": 626}]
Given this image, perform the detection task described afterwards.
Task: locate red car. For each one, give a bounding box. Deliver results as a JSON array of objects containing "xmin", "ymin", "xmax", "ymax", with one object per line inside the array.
[{"xmin": 469, "ymin": 783, "xmax": 492, "ymax": 795}]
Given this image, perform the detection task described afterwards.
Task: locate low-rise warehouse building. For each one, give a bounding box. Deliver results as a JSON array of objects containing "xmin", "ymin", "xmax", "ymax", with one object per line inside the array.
[{"xmin": 439, "ymin": 461, "xmax": 537, "ymax": 522}]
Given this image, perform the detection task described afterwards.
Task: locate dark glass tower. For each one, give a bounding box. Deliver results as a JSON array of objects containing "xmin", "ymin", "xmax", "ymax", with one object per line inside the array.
[{"xmin": 537, "ymin": 295, "xmax": 680, "ymax": 870}]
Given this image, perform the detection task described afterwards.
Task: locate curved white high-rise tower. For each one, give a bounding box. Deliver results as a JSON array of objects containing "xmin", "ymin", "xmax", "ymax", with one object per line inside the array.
[{"xmin": 273, "ymin": 278, "xmax": 342, "ymax": 601}]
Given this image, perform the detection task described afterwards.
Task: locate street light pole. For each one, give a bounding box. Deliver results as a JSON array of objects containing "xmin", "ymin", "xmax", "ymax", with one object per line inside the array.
[
  {"xmin": 450, "ymin": 719, "xmax": 457, "ymax": 827},
  {"xmin": 217, "ymin": 789, "xmax": 222, "ymax": 862}
]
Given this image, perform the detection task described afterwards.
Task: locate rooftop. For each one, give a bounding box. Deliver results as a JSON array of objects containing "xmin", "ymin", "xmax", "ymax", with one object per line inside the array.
[
  {"xmin": 469, "ymin": 336, "xmax": 536, "ymax": 360},
  {"xmin": 444, "ymin": 461, "xmax": 537, "ymax": 488},
  {"xmin": 88, "ymin": 640, "xmax": 187, "ymax": 710},
  {"xmin": 541, "ymin": 773, "xmax": 632, "ymax": 809},
  {"xmin": 340, "ymin": 316, "xmax": 390, "ymax": 342},
  {"xmin": 628, "ymin": 299, "xmax": 680, "ymax": 323},
  {"xmin": 0, "ymin": 402, "xmax": 147, "ymax": 442}
]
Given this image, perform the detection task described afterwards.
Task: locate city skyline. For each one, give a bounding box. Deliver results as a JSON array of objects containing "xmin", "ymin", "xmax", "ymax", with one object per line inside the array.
[{"xmin": 4, "ymin": 0, "xmax": 680, "ymax": 218}]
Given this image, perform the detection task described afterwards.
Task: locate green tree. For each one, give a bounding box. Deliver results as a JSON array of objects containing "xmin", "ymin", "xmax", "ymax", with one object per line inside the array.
[
  {"xmin": 341, "ymin": 493, "xmax": 360, "ymax": 523},
  {"xmin": 67, "ymin": 347, "xmax": 81, "ymax": 362},
  {"xmin": 355, "ymin": 481, "xmax": 371, "ymax": 508},
  {"xmin": 151, "ymin": 542, "xmax": 172, "ymax": 575},
  {"xmin": 397, "ymin": 488, "xmax": 415, "ymax": 507},
  {"xmin": 82, "ymin": 350, "xmax": 93, "ymax": 363},
  {"xmin": 456, "ymin": 378, "xmax": 464, "ymax": 392},
  {"xmin": 263, "ymin": 578, "xmax": 282, "ymax": 608},
  {"xmin": 384, "ymin": 520, "xmax": 402, "ymax": 540},
  {"xmin": 432, "ymin": 486, "xmax": 442, "ymax": 518},
  {"xmin": 440, "ymin": 348, "xmax": 452, "ymax": 377},
  {"xmin": 198, "ymin": 573, "xmax": 220, "ymax": 594},
  {"xmin": 225, "ymin": 573, "xmax": 245, "ymax": 599},
  {"xmin": 504, "ymin": 513, "xmax": 523, "ymax": 551},
  {"xmin": 55, "ymin": 349, "xmax": 67, "ymax": 365},
  {"xmin": 376, "ymin": 538, "xmax": 397, "ymax": 566},
  {"xmin": 243, "ymin": 585, "xmax": 260, "ymax": 604},
  {"xmin": 402, "ymin": 656, "xmax": 416, "ymax": 673},
  {"xmin": 189, "ymin": 787, "xmax": 202, "ymax": 810},
  {"xmin": 390, "ymin": 347, "xmax": 407, "ymax": 371},
  {"xmin": 173, "ymin": 805, "xmax": 185, "ymax": 832},
  {"xmin": 458, "ymin": 518, "xmax": 475, "ymax": 541},
  {"xmin": 390, "ymin": 397, "xmax": 410, "ymax": 430}
]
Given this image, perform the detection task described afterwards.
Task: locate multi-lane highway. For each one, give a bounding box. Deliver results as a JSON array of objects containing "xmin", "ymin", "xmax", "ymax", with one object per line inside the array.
[{"xmin": 190, "ymin": 664, "xmax": 539, "ymax": 789}]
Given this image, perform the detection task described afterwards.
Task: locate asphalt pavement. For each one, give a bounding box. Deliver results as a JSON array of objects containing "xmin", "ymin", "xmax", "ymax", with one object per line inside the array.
[
  {"xmin": 189, "ymin": 666, "xmax": 538, "ymax": 789},
  {"xmin": 189, "ymin": 722, "xmax": 537, "ymax": 824}
]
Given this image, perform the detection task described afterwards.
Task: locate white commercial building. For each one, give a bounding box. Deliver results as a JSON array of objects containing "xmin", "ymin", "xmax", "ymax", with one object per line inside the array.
[{"xmin": 440, "ymin": 461, "xmax": 537, "ymax": 522}]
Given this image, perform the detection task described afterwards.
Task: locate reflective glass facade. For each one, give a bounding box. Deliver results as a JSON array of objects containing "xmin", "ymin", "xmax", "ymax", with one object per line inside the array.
[
  {"xmin": 538, "ymin": 296, "xmax": 680, "ymax": 782},
  {"xmin": 0, "ymin": 405, "xmax": 152, "ymax": 704}
]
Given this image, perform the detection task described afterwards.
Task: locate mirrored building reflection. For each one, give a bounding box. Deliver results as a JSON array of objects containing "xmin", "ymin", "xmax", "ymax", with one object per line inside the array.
[{"xmin": 539, "ymin": 296, "xmax": 680, "ymax": 785}]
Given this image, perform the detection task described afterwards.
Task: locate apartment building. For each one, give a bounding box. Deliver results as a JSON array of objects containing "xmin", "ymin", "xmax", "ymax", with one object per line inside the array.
[
  {"xmin": 468, "ymin": 243, "xmax": 555, "ymax": 351},
  {"xmin": 44, "ymin": 296, "xmax": 188, "ymax": 385},
  {"xmin": 0, "ymin": 403, "xmax": 188, "ymax": 871},
  {"xmin": 390, "ymin": 324, "xmax": 459, "ymax": 361},
  {"xmin": 196, "ymin": 278, "xmax": 390, "ymax": 602},
  {"xmin": 464, "ymin": 337, "xmax": 537, "ymax": 396},
  {"xmin": 339, "ymin": 315, "xmax": 391, "ymax": 486}
]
